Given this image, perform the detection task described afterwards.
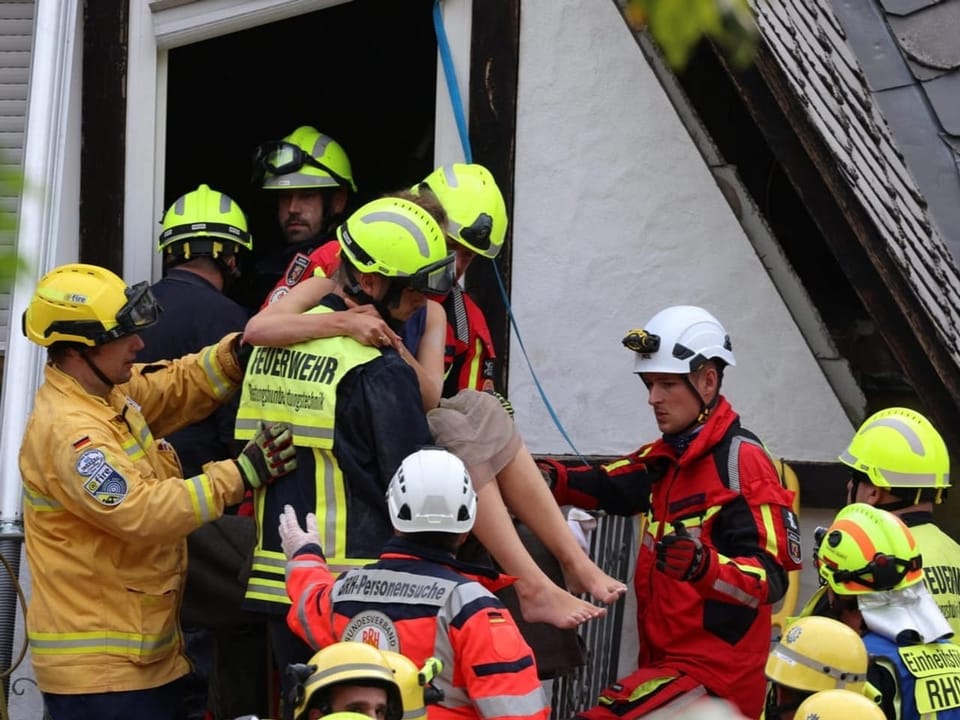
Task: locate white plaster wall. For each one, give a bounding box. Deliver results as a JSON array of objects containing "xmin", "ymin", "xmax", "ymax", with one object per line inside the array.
[{"xmin": 508, "ymin": 0, "xmax": 853, "ymax": 461}]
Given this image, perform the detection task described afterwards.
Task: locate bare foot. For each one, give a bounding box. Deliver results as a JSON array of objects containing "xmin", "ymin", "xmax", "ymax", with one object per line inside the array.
[
  {"xmin": 514, "ymin": 578, "xmax": 606, "ymax": 629},
  {"xmin": 561, "ymin": 552, "xmax": 628, "ymax": 604}
]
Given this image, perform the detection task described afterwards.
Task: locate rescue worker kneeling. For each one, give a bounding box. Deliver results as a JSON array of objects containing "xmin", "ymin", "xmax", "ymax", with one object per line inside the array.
[{"xmin": 279, "ymin": 447, "xmax": 549, "ymax": 720}]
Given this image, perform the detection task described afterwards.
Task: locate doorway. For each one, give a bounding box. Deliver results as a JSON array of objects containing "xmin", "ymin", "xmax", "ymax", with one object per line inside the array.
[{"xmin": 164, "ymin": 0, "xmax": 438, "ymax": 310}]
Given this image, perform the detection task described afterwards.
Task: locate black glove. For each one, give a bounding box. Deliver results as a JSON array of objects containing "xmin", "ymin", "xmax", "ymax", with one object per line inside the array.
[
  {"xmin": 235, "ymin": 421, "xmax": 297, "ymax": 489},
  {"xmin": 485, "ymin": 389, "xmax": 514, "ymax": 418},
  {"xmin": 655, "ymin": 523, "xmax": 712, "ymax": 582},
  {"xmin": 232, "ymin": 333, "xmax": 254, "ymax": 372}
]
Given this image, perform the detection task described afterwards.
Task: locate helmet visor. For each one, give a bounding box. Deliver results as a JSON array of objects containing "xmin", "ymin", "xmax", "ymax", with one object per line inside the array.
[
  {"xmin": 253, "ymin": 140, "xmax": 352, "ymax": 189},
  {"xmin": 406, "ymin": 254, "xmax": 455, "ymax": 298}
]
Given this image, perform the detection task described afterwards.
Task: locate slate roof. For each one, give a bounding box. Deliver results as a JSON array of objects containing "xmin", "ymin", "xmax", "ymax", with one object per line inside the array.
[{"xmin": 754, "ymin": 0, "xmax": 960, "ymax": 365}]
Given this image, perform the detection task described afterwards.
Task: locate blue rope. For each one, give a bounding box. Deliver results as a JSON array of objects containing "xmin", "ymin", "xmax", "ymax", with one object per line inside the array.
[{"xmin": 432, "ymin": 0, "xmax": 588, "ymax": 463}]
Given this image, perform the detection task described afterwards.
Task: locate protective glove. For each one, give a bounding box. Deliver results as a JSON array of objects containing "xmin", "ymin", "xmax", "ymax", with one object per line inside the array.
[
  {"xmin": 485, "ymin": 389, "xmax": 514, "ymax": 418},
  {"xmin": 231, "ymin": 333, "xmax": 254, "ymax": 372},
  {"xmin": 235, "ymin": 421, "xmax": 297, "ymax": 490},
  {"xmin": 278, "ymin": 504, "xmax": 321, "ymax": 559},
  {"xmin": 655, "ymin": 522, "xmax": 712, "ymax": 582}
]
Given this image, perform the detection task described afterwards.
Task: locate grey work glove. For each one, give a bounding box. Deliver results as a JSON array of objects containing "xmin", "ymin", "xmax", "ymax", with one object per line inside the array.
[
  {"xmin": 278, "ymin": 504, "xmax": 320, "ymax": 559},
  {"xmin": 235, "ymin": 421, "xmax": 297, "ymax": 490}
]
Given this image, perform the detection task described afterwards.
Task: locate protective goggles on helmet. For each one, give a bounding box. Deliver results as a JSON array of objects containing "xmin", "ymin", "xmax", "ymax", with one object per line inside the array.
[
  {"xmin": 395, "ymin": 254, "xmax": 456, "ymax": 298},
  {"xmin": 43, "ymin": 281, "xmax": 161, "ymax": 345},
  {"xmin": 252, "ymin": 141, "xmax": 352, "ymax": 188},
  {"xmin": 828, "ymin": 549, "xmax": 922, "ymax": 592}
]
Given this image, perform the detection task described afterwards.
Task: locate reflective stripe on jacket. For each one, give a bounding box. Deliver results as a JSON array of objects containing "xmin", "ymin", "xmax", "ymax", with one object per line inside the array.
[
  {"xmin": 287, "ymin": 536, "xmax": 549, "ymax": 720},
  {"xmin": 19, "ymin": 335, "xmax": 246, "ymax": 694},
  {"xmin": 442, "ymin": 286, "xmax": 496, "ymax": 397}
]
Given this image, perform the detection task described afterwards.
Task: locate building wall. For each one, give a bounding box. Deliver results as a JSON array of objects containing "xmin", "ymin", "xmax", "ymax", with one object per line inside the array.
[{"xmin": 508, "ymin": 0, "xmax": 854, "ymax": 461}]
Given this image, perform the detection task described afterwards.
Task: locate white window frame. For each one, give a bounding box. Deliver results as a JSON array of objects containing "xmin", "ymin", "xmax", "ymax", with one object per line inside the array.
[{"xmin": 124, "ymin": 0, "xmax": 473, "ymax": 283}]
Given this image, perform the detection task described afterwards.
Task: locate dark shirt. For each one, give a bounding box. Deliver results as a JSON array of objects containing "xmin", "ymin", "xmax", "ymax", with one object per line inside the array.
[{"xmin": 137, "ymin": 267, "xmax": 250, "ymax": 476}]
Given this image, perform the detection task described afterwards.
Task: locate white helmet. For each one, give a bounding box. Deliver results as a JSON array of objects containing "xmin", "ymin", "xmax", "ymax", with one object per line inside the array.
[
  {"xmin": 625, "ymin": 305, "xmax": 736, "ymax": 375},
  {"xmin": 387, "ymin": 448, "xmax": 477, "ymax": 533}
]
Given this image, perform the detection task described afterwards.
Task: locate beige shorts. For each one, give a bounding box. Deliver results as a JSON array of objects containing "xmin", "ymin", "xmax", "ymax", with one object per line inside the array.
[{"xmin": 427, "ymin": 388, "xmax": 521, "ymax": 489}]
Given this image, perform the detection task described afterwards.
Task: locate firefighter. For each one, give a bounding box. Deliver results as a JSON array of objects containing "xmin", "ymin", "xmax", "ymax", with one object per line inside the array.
[
  {"xmin": 19, "ymin": 263, "xmax": 296, "ymax": 719},
  {"xmin": 793, "ymin": 690, "xmax": 886, "ymax": 720},
  {"xmin": 840, "ymin": 407, "xmax": 960, "ymax": 640},
  {"xmin": 137, "ymin": 184, "xmax": 269, "ymax": 719},
  {"xmin": 252, "ymin": 125, "xmax": 356, "ymax": 307},
  {"xmin": 539, "ymin": 305, "xmax": 803, "ymax": 719},
  {"xmin": 817, "ymin": 503, "xmax": 960, "ymax": 719},
  {"xmin": 234, "ymin": 196, "xmax": 455, "ymax": 717},
  {"xmin": 764, "ymin": 615, "xmax": 881, "ymax": 719},
  {"xmin": 289, "ymin": 642, "xmax": 403, "ymax": 720},
  {"xmin": 280, "ymin": 447, "xmax": 549, "ymax": 720}
]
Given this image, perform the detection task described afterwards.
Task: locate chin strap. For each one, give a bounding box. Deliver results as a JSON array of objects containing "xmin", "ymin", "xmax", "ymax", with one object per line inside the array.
[{"xmin": 80, "ymin": 348, "xmax": 115, "ymax": 388}]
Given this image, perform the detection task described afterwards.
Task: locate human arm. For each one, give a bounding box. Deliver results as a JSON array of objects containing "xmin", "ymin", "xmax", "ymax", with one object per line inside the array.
[
  {"xmin": 539, "ymin": 448, "xmax": 667, "ymax": 516},
  {"xmin": 656, "ymin": 447, "xmax": 800, "ymax": 606},
  {"xmin": 451, "ymin": 589, "xmax": 549, "ymax": 720},
  {"xmin": 126, "ymin": 332, "xmax": 245, "ymax": 439},
  {"xmin": 244, "ymin": 275, "xmax": 401, "ymax": 349},
  {"xmin": 401, "ymin": 298, "xmax": 445, "ymax": 410},
  {"xmin": 281, "ymin": 506, "xmax": 339, "ymax": 651}
]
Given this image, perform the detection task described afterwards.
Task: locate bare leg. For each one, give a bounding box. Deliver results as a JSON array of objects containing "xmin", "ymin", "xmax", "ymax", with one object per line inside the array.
[
  {"xmin": 473, "ymin": 481, "xmax": 606, "ymax": 629},
  {"xmin": 497, "ymin": 449, "xmax": 627, "ymax": 604}
]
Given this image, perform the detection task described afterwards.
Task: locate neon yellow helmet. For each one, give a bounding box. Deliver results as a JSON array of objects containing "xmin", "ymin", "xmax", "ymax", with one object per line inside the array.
[
  {"xmin": 380, "ymin": 651, "xmax": 443, "ymax": 720},
  {"xmin": 817, "ymin": 503, "xmax": 923, "ymax": 595},
  {"xmin": 337, "ymin": 197, "xmax": 455, "ymax": 296},
  {"xmin": 22, "ymin": 263, "xmax": 160, "ymax": 347},
  {"xmin": 840, "ymin": 407, "xmax": 950, "ymax": 498},
  {"xmin": 416, "ymin": 164, "xmax": 507, "ymax": 259},
  {"xmin": 794, "ymin": 689, "xmax": 885, "ymax": 720},
  {"xmin": 257, "ymin": 126, "xmax": 356, "ymax": 192},
  {"xmin": 158, "ymin": 184, "xmax": 252, "ymax": 261},
  {"xmin": 294, "ymin": 642, "xmax": 402, "ymax": 720}
]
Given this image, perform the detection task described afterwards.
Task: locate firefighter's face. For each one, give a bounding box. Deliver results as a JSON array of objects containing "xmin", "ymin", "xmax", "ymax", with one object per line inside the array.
[
  {"xmin": 87, "ymin": 333, "xmax": 145, "ymax": 385},
  {"xmin": 641, "ymin": 367, "xmax": 716, "ymax": 434},
  {"xmin": 277, "ymin": 189, "xmax": 327, "ymax": 243},
  {"xmin": 328, "ymin": 684, "xmax": 390, "ymax": 720}
]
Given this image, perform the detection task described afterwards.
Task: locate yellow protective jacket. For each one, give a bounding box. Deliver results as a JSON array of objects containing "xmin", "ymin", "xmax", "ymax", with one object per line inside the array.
[{"xmin": 19, "ymin": 334, "xmax": 247, "ymax": 695}]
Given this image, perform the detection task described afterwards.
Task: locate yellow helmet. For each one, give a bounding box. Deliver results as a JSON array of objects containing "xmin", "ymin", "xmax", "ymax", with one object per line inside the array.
[
  {"xmin": 337, "ymin": 197, "xmax": 455, "ymax": 296},
  {"xmin": 794, "ymin": 689, "xmax": 885, "ymax": 719},
  {"xmin": 415, "ymin": 164, "xmax": 508, "ymax": 259},
  {"xmin": 840, "ymin": 407, "xmax": 950, "ymax": 499},
  {"xmin": 817, "ymin": 503, "xmax": 923, "ymax": 595},
  {"xmin": 766, "ymin": 617, "xmax": 870, "ymax": 694},
  {"xmin": 256, "ymin": 126, "xmax": 357, "ymax": 192},
  {"xmin": 159, "ymin": 183, "xmax": 252, "ymax": 259},
  {"xmin": 380, "ymin": 651, "xmax": 443, "ymax": 720},
  {"xmin": 293, "ymin": 642, "xmax": 403, "ymax": 720},
  {"xmin": 22, "ymin": 263, "xmax": 160, "ymax": 348}
]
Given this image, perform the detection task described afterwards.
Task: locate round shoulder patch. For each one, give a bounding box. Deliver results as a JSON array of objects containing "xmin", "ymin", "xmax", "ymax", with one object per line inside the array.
[{"xmin": 341, "ymin": 610, "xmax": 400, "ymax": 651}]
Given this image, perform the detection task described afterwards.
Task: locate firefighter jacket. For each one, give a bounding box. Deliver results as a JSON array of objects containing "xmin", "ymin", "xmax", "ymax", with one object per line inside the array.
[
  {"xmin": 441, "ymin": 286, "xmax": 496, "ymax": 398},
  {"xmin": 19, "ymin": 335, "xmax": 246, "ymax": 695},
  {"xmin": 864, "ymin": 632, "xmax": 960, "ymax": 718},
  {"xmin": 286, "ymin": 536, "xmax": 549, "ymax": 720},
  {"xmin": 550, "ymin": 397, "xmax": 801, "ymax": 719},
  {"xmin": 235, "ymin": 296, "xmax": 433, "ymax": 612}
]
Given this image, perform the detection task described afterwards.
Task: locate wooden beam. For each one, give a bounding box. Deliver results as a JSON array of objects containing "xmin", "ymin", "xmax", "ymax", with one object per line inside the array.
[
  {"xmin": 714, "ymin": 41, "xmax": 960, "ymax": 455},
  {"xmin": 467, "ymin": 0, "xmax": 520, "ymax": 393},
  {"xmin": 80, "ymin": 0, "xmax": 128, "ymax": 274}
]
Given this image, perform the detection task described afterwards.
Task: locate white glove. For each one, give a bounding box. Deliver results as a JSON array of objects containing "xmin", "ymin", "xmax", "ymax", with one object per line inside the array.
[
  {"xmin": 566, "ymin": 507, "xmax": 598, "ymax": 555},
  {"xmin": 278, "ymin": 504, "xmax": 320, "ymax": 559}
]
